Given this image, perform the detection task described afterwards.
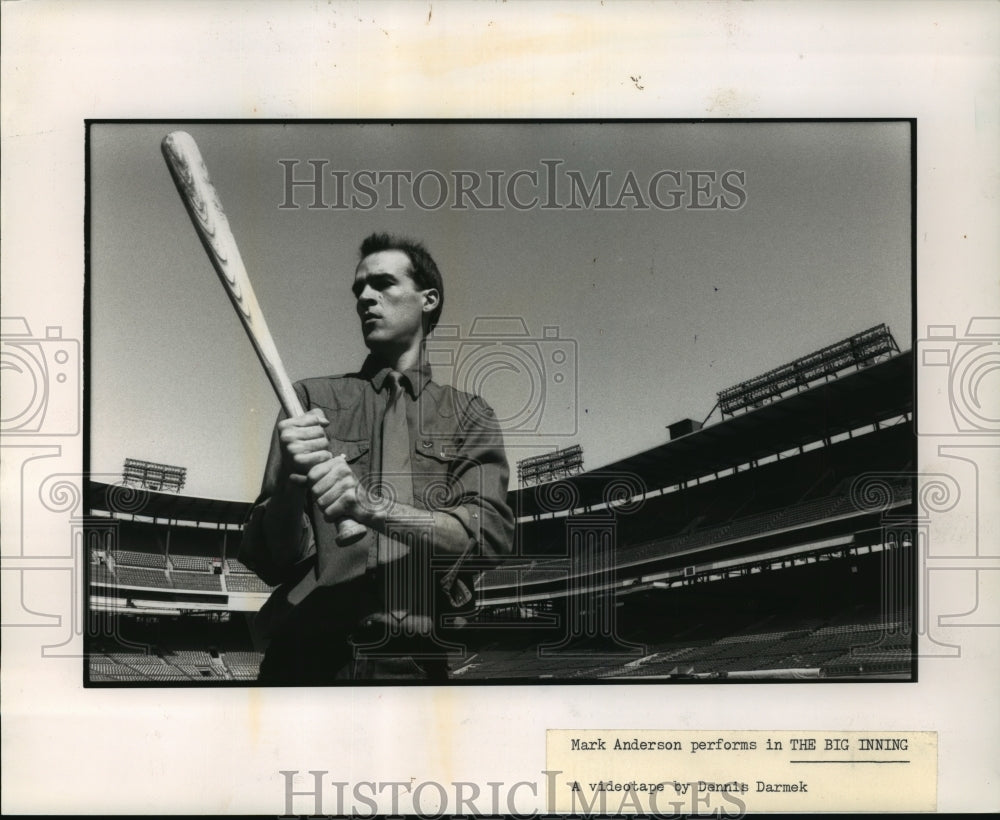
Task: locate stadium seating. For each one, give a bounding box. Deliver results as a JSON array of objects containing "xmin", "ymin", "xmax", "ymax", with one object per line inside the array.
[
  {"xmin": 222, "ymin": 651, "xmax": 263, "ymax": 681},
  {"xmin": 114, "ymin": 549, "xmax": 166, "ymax": 568},
  {"xmin": 164, "ymin": 649, "xmax": 213, "ymax": 664},
  {"xmin": 169, "ymin": 571, "xmax": 223, "ymax": 592},
  {"xmin": 112, "ymin": 566, "xmax": 170, "ymax": 589},
  {"xmin": 89, "ymin": 664, "xmax": 190, "ymax": 683},
  {"xmin": 224, "ymin": 573, "xmax": 274, "ymax": 593},
  {"xmin": 169, "ymin": 555, "xmax": 213, "ymax": 572},
  {"xmin": 823, "ymin": 648, "xmax": 912, "ymax": 677},
  {"xmin": 88, "ymin": 648, "xmax": 211, "ymax": 682},
  {"xmin": 87, "ymin": 644, "xmax": 267, "ymax": 683},
  {"xmin": 452, "ymin": 603, "xmax": 913, "ymax": 681},
  {"xmin": 481, "ymin": 473, "xmax": 913, "ymax": 593}
]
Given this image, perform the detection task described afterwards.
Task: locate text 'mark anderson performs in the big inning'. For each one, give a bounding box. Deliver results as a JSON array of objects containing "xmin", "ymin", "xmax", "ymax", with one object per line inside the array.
[{"xmin": 240, "ymin": 233, "xmax": 515, "ymax": 682}]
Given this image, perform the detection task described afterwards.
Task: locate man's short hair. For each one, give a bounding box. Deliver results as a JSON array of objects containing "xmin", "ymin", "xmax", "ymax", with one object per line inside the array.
[{"xmin": 359, "ymin": 232, "xmax": 444, "ymax": 334}]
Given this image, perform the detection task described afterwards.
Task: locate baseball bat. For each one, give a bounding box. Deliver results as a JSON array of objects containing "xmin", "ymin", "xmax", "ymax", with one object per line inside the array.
[{"xmin": 161, "ymin": 130, "xmax": 366, "ymax": 546}]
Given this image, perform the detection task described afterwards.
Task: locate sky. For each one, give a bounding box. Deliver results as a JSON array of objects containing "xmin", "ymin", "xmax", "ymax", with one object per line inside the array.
[{"xmin": 89, "ymin": 121, "xmax": 912, "ymax": 501}]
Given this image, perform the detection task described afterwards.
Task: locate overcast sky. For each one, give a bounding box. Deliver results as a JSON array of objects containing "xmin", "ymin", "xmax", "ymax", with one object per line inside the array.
[{"xmin": 89, "ymin": 121, "xmax": 912, "ymax": 501}]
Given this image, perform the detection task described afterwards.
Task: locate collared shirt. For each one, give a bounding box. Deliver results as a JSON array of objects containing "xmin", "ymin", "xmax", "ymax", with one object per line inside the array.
[{"xmin": 239, "ymin": 354, "xmax": 514, "ymax": 611}]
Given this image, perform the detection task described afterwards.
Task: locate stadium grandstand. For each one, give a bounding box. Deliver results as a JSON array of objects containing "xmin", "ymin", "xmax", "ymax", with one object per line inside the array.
[{"xmin": 86, "ymin": 324, "xmax": 915, "ymax": 684}]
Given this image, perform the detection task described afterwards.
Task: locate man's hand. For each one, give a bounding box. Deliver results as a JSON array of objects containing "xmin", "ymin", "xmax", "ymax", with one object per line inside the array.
[
  {"xmin": 277, "ymin": 408, "xmax": 333, "ymax": 485},
  {"xmin": 307, "ymin": 456, "xmax": 375, "ymax": 526}
]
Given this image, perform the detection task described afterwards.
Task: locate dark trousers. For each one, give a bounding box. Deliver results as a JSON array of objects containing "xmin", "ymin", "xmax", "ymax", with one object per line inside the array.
[{"xmin": 256, "ymin": 581, "xmax": 450, "ymax": 684}]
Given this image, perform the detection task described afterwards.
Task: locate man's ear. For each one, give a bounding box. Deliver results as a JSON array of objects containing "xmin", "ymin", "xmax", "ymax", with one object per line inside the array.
[{"xmin": 422, "ymin": 288, "xmax": 441, "ymax": 314}]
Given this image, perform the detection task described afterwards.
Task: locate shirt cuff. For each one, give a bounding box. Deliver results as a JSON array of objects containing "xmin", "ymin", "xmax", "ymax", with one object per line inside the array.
[
  {"xmin": 436, "ymin": 506, "xmax": 481, "ymax": 607},
  {"xmin": 238, "ymin": 500, "xmax": 314, "ymax": 586}
]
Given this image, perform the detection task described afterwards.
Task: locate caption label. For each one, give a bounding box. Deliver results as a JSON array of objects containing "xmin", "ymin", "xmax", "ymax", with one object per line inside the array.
[{"xmin": 546, "ymin": 730, "xmax": 936, "ymax": 814}]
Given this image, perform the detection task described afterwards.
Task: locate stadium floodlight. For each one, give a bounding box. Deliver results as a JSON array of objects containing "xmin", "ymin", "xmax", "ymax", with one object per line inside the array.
[
  {"xmin": 517, "ymin": 444, "xmax": 584, "ymax": 487},
  {"xmin": 121, "ymin": 458, "xmax": 187, "ymax": 493},
  {"xmin": 717, "ymin": 324, "xmax": 900, "ymax": 417}
]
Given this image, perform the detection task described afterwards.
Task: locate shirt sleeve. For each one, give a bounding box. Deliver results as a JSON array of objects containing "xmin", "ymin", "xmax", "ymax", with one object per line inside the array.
[
  {"xmin": 435, "ymin": 394, "xmax": 515, "ymax": 605},
  {"xmin": 237, "ymin": 408, "xmax": 317, "ymax": 587}
]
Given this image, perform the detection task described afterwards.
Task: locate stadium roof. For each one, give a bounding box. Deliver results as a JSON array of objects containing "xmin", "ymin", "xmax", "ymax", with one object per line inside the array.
[
  {"xmin": 87, "ymin": 481, "xmax": 252, "ymax": 525},
  {"xmin": 512, "ymin": 350, "xmax": 913, "ymax": 517}
]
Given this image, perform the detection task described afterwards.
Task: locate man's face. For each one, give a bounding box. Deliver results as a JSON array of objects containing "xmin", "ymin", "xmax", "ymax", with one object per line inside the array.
[{"xmin": 352, "ymin": 249, "xmax": 432, "ymax": 351}]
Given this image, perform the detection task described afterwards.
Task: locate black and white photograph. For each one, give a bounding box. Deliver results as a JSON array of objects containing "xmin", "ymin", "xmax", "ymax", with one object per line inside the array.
[
  {"xmin": 85, "ymin": 120, "xmax": 915, "ymax": 685},
  {"xmin": 3, "ymin": 2, "xmax": 997, "ymax": 815}
]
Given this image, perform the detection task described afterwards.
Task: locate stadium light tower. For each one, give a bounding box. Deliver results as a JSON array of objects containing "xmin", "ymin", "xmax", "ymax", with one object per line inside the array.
[
  {"xmin": 121, "ymin": 458, "xmax": 187, "ymax": 493},
  {"xmin": 517, "ymin": 445, "xmax": 584, "ymax": 487},
  {"xmin": 717, "ymin": 323, "xmax": 900, "ymax": 418}
]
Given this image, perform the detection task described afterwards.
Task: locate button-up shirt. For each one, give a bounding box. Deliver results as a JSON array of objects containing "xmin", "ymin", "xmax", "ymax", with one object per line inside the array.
[{"xmin": 239, "ymin": 355, "xmax": 514, "ymax": 612}]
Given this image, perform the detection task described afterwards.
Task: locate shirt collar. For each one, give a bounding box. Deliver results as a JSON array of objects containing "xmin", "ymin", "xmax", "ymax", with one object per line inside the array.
[{"xmin": 360, "ymin": 354, "xmax": 433, "ymax": 399}]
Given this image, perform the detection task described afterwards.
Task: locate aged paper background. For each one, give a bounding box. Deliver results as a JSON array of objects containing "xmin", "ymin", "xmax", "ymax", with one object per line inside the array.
[{"xmin": 2, "ymin": 1, "xmax": 998, "ymax": 813}]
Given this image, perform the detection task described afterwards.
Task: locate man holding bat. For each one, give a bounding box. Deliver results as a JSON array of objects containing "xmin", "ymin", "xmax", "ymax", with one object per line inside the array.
[{"xmin": 239, "ymin": 233, "xmax": 514, "ymax": 683}]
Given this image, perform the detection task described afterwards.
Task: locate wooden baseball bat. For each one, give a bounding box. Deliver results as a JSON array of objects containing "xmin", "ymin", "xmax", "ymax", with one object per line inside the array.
[{"xmin": 161, "ymin": 130, "xmax": 366, "ymax": 546}]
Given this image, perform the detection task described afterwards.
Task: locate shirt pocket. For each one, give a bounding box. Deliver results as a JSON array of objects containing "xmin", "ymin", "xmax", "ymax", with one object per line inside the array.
[
  {"xmin": 412, "ymin": 437, "xmax": 464, "ymax": 509},
  {"xmin": 412, "ymin": 437, "xmax": 463, "ymax": 464}
]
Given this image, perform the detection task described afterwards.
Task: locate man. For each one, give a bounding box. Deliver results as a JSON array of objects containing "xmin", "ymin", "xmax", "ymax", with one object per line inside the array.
[{"xmin": 239, "ymin": 232, "xmax": 514, "ymax": 683}]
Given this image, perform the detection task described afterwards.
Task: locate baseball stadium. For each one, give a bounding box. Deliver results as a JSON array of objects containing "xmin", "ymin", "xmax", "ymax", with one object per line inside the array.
[{"xmin": 85, "ymin": 323, "xmax": 915, "ymax": 684}]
